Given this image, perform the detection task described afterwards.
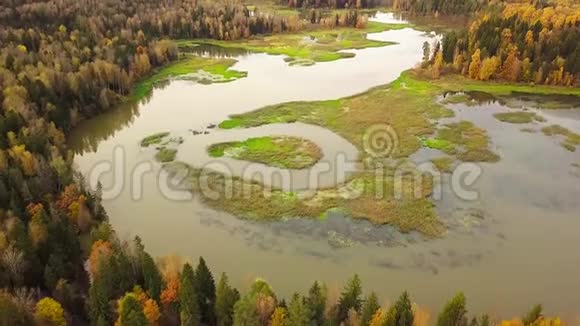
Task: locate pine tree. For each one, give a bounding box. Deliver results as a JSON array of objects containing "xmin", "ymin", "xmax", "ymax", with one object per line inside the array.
[
  {"xmin": 337, "ymin": 274, "xmax": 363, "ymax": 322},
  {"xmin": 215, "ymin": 273, "xmax": 240, "ymax": 326},
  {"xmin": 307, "ymin": 281, "xmax": 326, "ymax": 325},
  {"xmin": 195, "ymin": 257, "xmax": 216, "ymax": 325},
  {"xmin": 360, "ymin": 292, "xmax": 379, "ymax": 326},
  {"xmin": 436, "ymin": 293, "xmax": 467, "ymax": 326},
  {"xmin": 180, "ymin": 263, "xmax": 201, "ymax": 326}
]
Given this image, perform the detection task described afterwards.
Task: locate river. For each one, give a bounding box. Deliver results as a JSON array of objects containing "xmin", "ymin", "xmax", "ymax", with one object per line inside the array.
[{"xmin": 68, "ymin": 13, "xmax": 580, "ymax": 320}]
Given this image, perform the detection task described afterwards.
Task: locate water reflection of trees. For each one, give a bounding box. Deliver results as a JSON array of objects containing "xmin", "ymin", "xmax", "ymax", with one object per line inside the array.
[
  {"xmin": 182, "ymin": 44, "xmax": 250, "ymax": 59},
  {"xmin": 68, "ymin": 100, "xmax": 141, "ymax": 155}
]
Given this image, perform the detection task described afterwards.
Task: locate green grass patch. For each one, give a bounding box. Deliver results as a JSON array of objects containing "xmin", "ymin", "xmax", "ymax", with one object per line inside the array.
[
  {"xmin": 493, "ymin": 111, "xmax": 546, "ymax": 124},
  {"xmin": 177, "ymin": 21, "xmax": 401, "ymax": 66},
  {"xmin": 542, "ymin": 124, "xmax": 580, "ymax": 152},
  {"xmin": 436, "ymin": 121, "xmax": 499, "ymax": 162},
  {"xmin": 133, "ymin": 55, "xmax": 246, "ymax": 101},
  {"xmin": 155, "ymin": 148, "xmax": 178, "ymax": 163},
  {"xmin": 140, "ymin": 132, "xmax": 170, "ymax": 147},
  {"xmin": 422, "ymin": 138, "xmax": 455, "ymax": 152},
  {"xmin": 208, "ymin": 136, "xmax": 322, "ymax": 169}
]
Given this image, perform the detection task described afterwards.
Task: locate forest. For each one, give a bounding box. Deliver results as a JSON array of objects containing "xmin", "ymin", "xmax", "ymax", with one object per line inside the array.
[
  {"xmin": 0, "ymin": 0, "xmax": 577, "ymax": 324},
  {"xmin": 430, "ymin": 1, "xmax": 580, "ymax": 85}
]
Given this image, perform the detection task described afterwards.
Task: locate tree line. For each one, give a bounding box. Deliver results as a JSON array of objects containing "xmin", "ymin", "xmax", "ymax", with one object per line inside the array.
[
  {"xmin": 424, "ymin": 0, "xmax": 580, "ymax": 86},
  {"xmin": 2, "ymin": 222, "xmax": 562, "ymax": 326},
  {"xmin": 285, "ymin": 0, "xmax": 385, "ymax": 9},
  {"xmin": 389, "ymin": 0, "xmax": 490, "ymax": 15}
]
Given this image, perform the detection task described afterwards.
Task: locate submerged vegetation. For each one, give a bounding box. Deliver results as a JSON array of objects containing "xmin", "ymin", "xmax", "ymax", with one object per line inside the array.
[
  {"xmin": 140, "ymin": 132, "xmax": 171, "ymax": 147},
  {"xmin": 155, "ymin": 148, "xmax": 178, "ymax": 162},
  {"xmin": 494, "ymin": 112, "xmax": 546, "ymax": 124},
  {"xmin": 208, "ymin": 136, "xmax": 323, "ymax": 169},
  {"xmin": 542, "ymin": 125, "xmax": 580, "ymax": 152}
]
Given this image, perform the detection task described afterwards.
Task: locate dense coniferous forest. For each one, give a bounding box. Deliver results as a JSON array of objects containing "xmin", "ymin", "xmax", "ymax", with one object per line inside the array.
[
  {"xmin": 431, "ymin": 1, "xmax": 580, "ymax": 85},
  {"xmin": 390, "ymin": 0, "xmax": 490, "ymax": 15}
]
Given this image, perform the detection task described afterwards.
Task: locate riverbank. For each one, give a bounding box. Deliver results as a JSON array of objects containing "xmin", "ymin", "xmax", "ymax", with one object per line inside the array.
[
  {"xmin": 132, "ymin": 55, "xmax": 247, "ymax": 101},
  {"xmin": 177, "ymin": 21, "xmax": 406, "ymax": 66}
]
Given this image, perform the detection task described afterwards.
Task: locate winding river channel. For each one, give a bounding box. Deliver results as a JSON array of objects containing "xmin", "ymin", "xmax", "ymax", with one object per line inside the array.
[{"xmin": 69, "ymin": 13, "xmax": 580, "ymax": 320}]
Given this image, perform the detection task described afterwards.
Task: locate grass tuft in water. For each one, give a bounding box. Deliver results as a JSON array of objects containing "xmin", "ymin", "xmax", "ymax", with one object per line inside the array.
[
  {"xmin": 141, "ymin": 132, "xmax": 170, "ymax": 147},
  {"xmin": 494, "ymin": 111, "xmax": 546, "ymax": 124},
  {"xmin": 155, "ymin": 148, "xmax": 178, "ymax": 162},
  {"xmin": 542, "ymin": 124, "xmax": 580, "ymax": 152}
]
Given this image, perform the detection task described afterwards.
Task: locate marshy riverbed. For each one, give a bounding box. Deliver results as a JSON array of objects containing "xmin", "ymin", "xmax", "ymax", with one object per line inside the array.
[{"xmin": 69, "ymin": 13, "xmax": 580, "ymax": 320}]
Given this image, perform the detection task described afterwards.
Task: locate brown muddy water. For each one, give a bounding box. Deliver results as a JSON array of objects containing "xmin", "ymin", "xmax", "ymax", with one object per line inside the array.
[{"xmin": 68, "ymin": 13, "xmax": 580, "ymax": 321}]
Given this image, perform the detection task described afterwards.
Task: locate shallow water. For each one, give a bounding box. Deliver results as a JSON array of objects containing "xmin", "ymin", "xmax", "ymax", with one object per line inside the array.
[{"xmin": 69, "ymin": 13, "xmax": 580, "ymax": 320}]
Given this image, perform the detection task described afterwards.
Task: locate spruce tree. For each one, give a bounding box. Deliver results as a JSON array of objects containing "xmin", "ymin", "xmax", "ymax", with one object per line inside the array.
[
  {"xmin": 392, "ymin": 291, "xmax": 414, "ymax": 326},
  {"xmin": 337, "ymin": 274, "xmax": 363, "ymax": 322},
  {"xmin": 307, "ymin": 281, "xmax": 326, "ymax": 325},
  {"xmin": 195, "ymin": 257, "xmax": 216, "ymax": 325},
  {"xmin": 287, "ymin": 293, "xmax": 310, "ymax": 326},
  {"xmin": 180, "ymin": 263, "xmax": 201, "ymax": 326},
  {"xmin": 360, "ymin": 292, "xmax": 379, "ymax": 326},
  {"xmin": 215, "ymin": 273, "xmax": 240, "ymax": 326},
  {"xmin": 88, "ymin": 257, "xmax": 114, "ymax": 325},
  {"xmin": 141, "ymin": 252, "xmax": 163, "ymax": 301},
  {"xmin": 436, "ymin": 293, "xmax": 468, "ymax": 326}
]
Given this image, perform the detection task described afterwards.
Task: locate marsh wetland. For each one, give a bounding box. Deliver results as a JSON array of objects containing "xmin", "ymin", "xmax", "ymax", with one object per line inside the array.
[{"xmin": 69, "ymin": 12, "xmax": 580, "ymax": 320}]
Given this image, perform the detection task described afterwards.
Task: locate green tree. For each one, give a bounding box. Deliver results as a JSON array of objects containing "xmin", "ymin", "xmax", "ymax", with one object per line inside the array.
[
  {"xmin": 389, "ymin": 291, "xmax": 413, "ymax": 326},
  {"xmin": 215, "ymin": 273, "xmax": 240, "ymax": 326},
  {"xmin": 141, "ymin": 252, "xmax": 163, "ymax": 301},
  {"xmin": 360, "ymin": 292, "xmax": 379, "ymax": 326},
  {"xmin": 307, "ymin": 281, "xmax": 326, "ymax": 325},
  {"xmin": 337, "ymin": 274, "xmax": 363, "ymax": 322},
  {"xmin": 287, "ymin": 293, "xmax": 310, "ymax": 326},
  {"xmin": 522, "ymin": 304, "xmax": 542, "ymax": 326},
  {"xmin": 88, "ymin": 256, "xmax": 115, "ymax": 326},
  {"xmin": 180, "ymin": 263, "xmax": 201, "ymax": 326},
  {"xmin": 436, "ymin": 293, "xmax": 468, "ymax": 326},
  {"xmin": 233, "ymin": 279, "xmax": 275, "ymax": 326},
  {"xmin": 117, "ymin": 293, "xmax": 147, "ymax": 326},
  {"xmin": 195, "ymin": 257, "xmax": 216, "ymax": 325}
]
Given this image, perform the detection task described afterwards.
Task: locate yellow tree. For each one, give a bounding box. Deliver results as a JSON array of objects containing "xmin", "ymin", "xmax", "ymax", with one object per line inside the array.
[
  {"xmin": 35, "ymin": 297, "xmax": 66, "ymax": 326},
  {"xmin": 87, "ymin": 240, "xmax": 113, "ymax": 279},
  {"xmin": 468, "ymin": 49, "xmax": 481, "ymax": 79},
  {"xmin": 369, "ymin": 308, "xmax": 385, "ymax": 326},
  {"xmin": 479, "ymin": 56, "xmax": 500, "ymax": 81},
  {"xmin": 501, "ymin": 45, "xmax": 521, "ymax": 82},
  {"xmin": 143, "ymin": 299, "xmax": 161, "ymax": 326},
  {"xmin": 270, "ymin": 307, "xmax": 287, "ymax": 326},
  {"xmin": 431, "ymin": 51, "xmax": 444, "ymax": 79}
]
